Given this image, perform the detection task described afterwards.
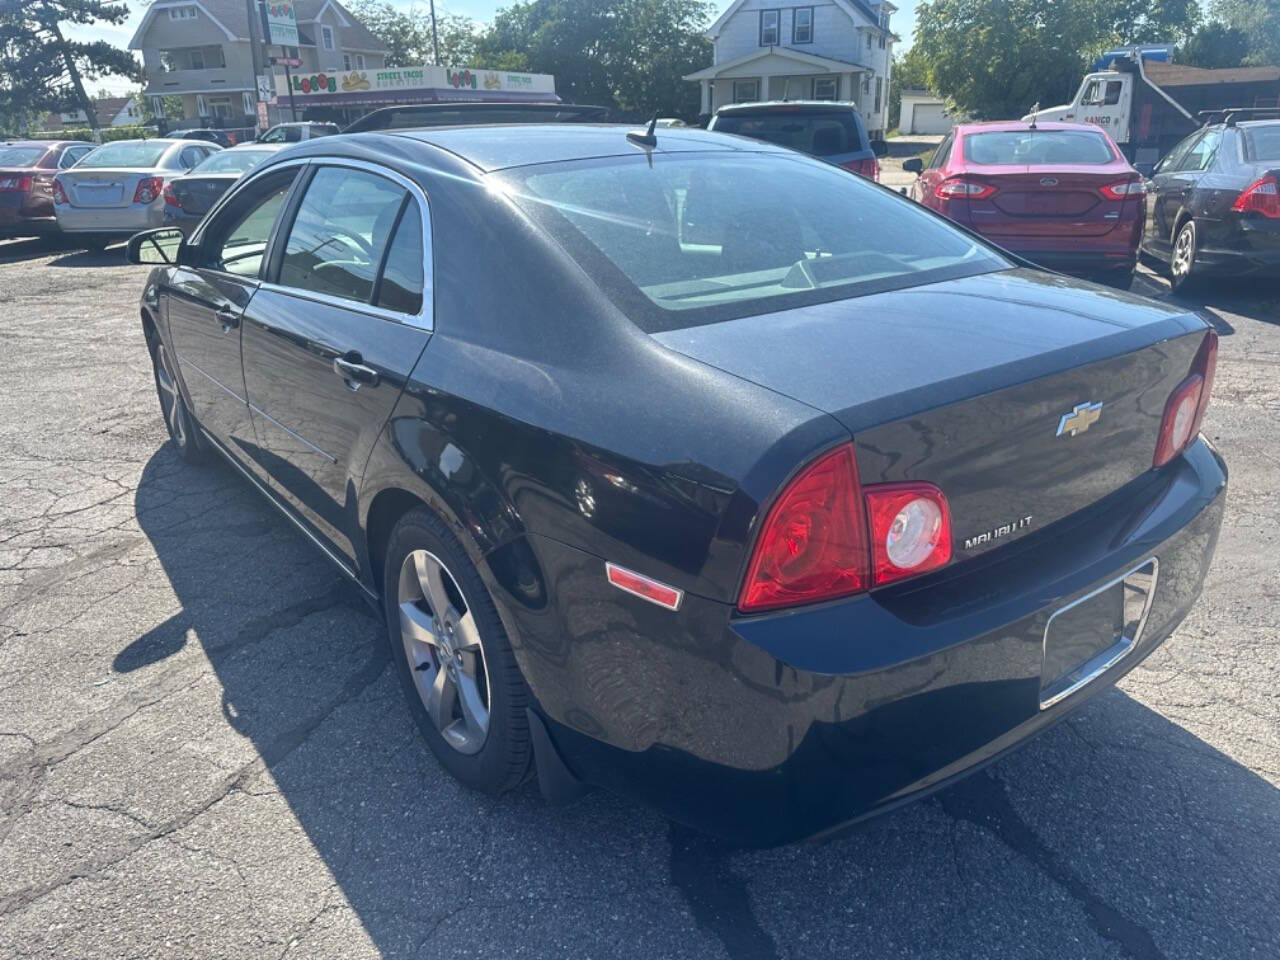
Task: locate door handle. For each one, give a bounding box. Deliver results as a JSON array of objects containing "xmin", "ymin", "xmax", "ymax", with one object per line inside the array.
[
  {"xmin": 216, "ymin": 305, "xmax": 240, "ymax": 332},
  {"xmin": 333, "ymin": 354, "xmax": 379, "ymax": 391}
]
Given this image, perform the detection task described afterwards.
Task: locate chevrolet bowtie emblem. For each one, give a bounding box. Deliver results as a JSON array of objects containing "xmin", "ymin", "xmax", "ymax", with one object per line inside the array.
[{"xmin": 1057, "ymin": 401, "xmax": 1103, "ymax": 437}]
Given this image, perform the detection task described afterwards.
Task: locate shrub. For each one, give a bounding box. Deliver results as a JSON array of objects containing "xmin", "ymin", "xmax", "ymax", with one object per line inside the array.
[{"xmin": 28, "ymin": 124, "xmax": 160, "ymax": 143}]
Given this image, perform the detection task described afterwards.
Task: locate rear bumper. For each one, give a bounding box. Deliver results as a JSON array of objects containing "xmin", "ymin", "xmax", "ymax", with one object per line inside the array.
[
  {"xmin": 1194, "ymin": 216, "xmax": 1280, "ymax": 275},
  {"xmin": 161, "ymin": 206, "xmax": 204, "ymax": 236},
  {"xmin": 54, "ymin": 202, "xmax": 159, "ymax": 235},
  {"xmin": 520, "ymin": 440, "xmax": 1227, "ymax": 846},
  {"xmin": 0, "ymin": 195, "xmax": 57, "ymax": 237}
]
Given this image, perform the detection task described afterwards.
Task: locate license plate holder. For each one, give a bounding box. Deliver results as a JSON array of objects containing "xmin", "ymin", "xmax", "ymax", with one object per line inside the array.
[{"xmin": 1040, "ymin": 559, "xmax": 1158, "ymax": 710}]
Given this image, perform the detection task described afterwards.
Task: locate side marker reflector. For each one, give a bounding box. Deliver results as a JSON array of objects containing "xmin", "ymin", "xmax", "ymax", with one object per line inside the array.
[{"xmin": 606, "ymin": 562, "xmax": 683, "ymax": 611}]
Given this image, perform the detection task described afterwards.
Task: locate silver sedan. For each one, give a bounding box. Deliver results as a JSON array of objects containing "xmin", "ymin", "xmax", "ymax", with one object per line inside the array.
[{"xmin": 53, "ymin": 139, "xmax": 221, "ymax": 247}]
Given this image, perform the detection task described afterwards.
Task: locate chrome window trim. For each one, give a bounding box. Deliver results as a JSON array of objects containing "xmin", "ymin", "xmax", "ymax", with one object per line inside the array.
[{"xmin": 192, "ymin": 155, "xmax": 434, "ymax": 332}]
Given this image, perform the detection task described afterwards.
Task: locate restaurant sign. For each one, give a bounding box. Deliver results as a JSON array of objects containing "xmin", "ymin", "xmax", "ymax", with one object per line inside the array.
[
  {"xmin": 279, "ymin": 65, "xmax": 555, "ymax": 99},
  {"xmin": 260, "ymin": 2, "xmax": 299, "ymax": 47}
]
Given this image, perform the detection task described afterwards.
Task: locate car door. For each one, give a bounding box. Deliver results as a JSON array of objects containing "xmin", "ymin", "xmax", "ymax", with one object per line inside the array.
[
  {"xmin": 165, "ymin": 165, "xmax": 301, "ymax": 464},
  {"xmin": 1144, "ymin": 130, "xmax": 1201, "ymax": 254},
  {"xmin": 239, "ymin": 160, "xmax": 432, "ymax": 568}
]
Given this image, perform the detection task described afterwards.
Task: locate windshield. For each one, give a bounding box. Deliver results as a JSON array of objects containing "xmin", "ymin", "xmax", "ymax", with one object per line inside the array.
[
  {"xmin": 1244, "ymin": 125, "xmax": 1280, "ymax": 161},
  {"xmin": 192, "ymin": 149, "xmax": 273, "ymax": 174},
  {"xmin": 0, "ymin": 146, "xmax": 46, "ymax": 167},
  {"xmin": 964, "ymin": 131, "xmax": 1116, "ymax": 165},
  {"xmin": 713, "ymin": 110, "xmax": 864, "ymax": 157},
  {"xmin": 77, "ymin": 142, "xmax": 169, "ymax": 169},
  {"xmin": 504, "ymin": 152, "xmax": 1008, "ymax": 332}
]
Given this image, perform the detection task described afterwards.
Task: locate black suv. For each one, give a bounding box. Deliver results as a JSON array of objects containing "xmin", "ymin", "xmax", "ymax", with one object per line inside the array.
[{"xmin": 708, "ymin": 101, "xmax": 888, "ymax": 180}]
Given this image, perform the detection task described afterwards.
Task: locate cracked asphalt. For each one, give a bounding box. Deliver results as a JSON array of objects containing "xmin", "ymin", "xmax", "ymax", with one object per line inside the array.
[{"xmin": 0, "ymin": 235, "xmax": 1277, "ymax": 960}]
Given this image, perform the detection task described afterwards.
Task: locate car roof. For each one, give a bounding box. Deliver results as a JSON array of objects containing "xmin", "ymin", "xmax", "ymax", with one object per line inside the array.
[
  {"xmin": 3, "ymin": 139, "xmax": 91, "ymax": 148},
  {"xmin": 715, "ymin": 100, "xmax": 858, "ymax": 113},
  {"xmin": 953, "ymin": 121, "xmax": 1110, "ymax": 135},
  {"xmin": 384, "ymin": 123, "xmax": 789, "ymax": 172},
  {"xmin": 343, "ymin": 101, "xmax": 608, "ymax": 133}
]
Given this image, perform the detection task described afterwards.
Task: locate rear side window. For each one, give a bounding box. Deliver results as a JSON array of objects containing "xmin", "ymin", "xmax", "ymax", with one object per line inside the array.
[
  {"xmin": 375, "ymin": 202, "xmax": 425, "ymax": 315},
  {"xmin": 278, "ymin": 166, "xmax": 408, "ymax": 305},
  {"xmin": 714, "ymin": 110, "xmax": 863, "ymax": 157},
  {"xmin": 963, "ymin": 131, "xmax": 1115, "ymax": 165},
  {"xmin": 1244, "ymin": 125, "xmax": 1280, "ymax": 161}
]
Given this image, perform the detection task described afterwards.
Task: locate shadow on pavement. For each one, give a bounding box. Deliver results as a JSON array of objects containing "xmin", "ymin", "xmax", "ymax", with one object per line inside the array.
[{"xmin": 125, "ymin": 443, "xmax": 1280, "ymax": 958}]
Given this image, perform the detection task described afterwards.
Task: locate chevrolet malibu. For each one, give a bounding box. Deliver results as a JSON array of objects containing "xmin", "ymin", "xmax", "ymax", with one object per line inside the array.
[
  {"xmin": 53, "ymin": 138, "xmax": 220, "ymax": 248},
  {"xmin": 126, "ymin": 126, "xmax": 1226, "ymax": 845}
]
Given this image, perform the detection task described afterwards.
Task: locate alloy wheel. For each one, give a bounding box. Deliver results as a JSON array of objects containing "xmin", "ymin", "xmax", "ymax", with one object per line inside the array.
[
  {"xmin": 154, "ymin": 343, "xmax": 186, "ymax": 447},
  {"xmin": 1171, "ymin": 223, "xmax": 1195, "ymax": 282},
  {"xmin": 397, "ymin": 549, "xmax": 491, "ymax": 755}
]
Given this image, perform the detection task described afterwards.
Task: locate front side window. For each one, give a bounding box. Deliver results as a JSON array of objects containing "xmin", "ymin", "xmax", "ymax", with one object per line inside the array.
[
  {"xmin": 793, "ymin": 7, "xmax": 813, "ymax": 43},
  {"xmin": 505, "ymin": 153, "xmax": 1007, "ymax": 331},
  {"xmin": 1080, "ymin": 80, "xmax": 1102, "ymax": 106},
  {"xmin": 1180, "ymin": 129, "xmax": 1221, "ymax": 171},
  {"xmin": 1103, "ymin": 80, "xmax": 1123, "ymax": 105},
  {"xmin": 205, "ymin": 172, "xmax": 296, "ymax": 278},
  {"xmin": 963, "ymin": 130, "xmax": 1117, "ymax": 165},
  {"xmin": 278, "ymin": 166, "xmax": 409, "ymax": 305},
  {"xmin": 1156, "ymin": 131, "xmax": 1200, "ymax": 173},
  {"xmin": 759, "ymin": 10, "xmax": 779, "ymax": 45}
]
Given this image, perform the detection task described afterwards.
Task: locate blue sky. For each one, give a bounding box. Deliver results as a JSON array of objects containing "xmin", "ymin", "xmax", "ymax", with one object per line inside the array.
[{"xmin": 72, "ymin": 0, "xmax": 919, "ymax": 95}]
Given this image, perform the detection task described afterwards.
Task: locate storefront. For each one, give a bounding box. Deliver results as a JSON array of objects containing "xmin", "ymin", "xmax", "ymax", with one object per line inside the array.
[{"xmin": 270, "ymin": 65, "xmax": 559, "ymax": 126}]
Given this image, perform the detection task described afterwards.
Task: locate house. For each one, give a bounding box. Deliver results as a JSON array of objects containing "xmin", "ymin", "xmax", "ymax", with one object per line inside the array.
[
  {"xmin": 898, "ymin": 89, "xmax": 952, "ymax": 135},
  {"xmin": 44, "ymin": 96, "xmax": 143, "ymax": 130},
  {"xmin": 128, "ymin": 0, "xmax": 388, "ymax": 133},
  {"xmin": 685, "ymin": 0, "xmax": 896, "ymax": 136}
]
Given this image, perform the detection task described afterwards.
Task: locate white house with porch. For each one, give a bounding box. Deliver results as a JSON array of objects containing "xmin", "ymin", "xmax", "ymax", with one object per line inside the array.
[{"xmin": 686, "ymin": 0, "xmax": 896, "ymax": 136}]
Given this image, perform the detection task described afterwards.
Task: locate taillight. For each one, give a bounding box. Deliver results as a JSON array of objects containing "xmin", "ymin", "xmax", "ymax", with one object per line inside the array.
[
  {"xmin": 937, "ymin": 178, "xmax": 996, "ymax": 200},
  {"xmin": 1231, "ymin": 174, "xmax": 1280, "ymax": 218},
  {"xmin": 0, "ymin": 174, "xmax": 32, "ymax": 192},
  {"xmin": 1154, "ymin": 330, "xmax": 1218, "ymax": 468},
  {"xmin": 52, "ymin": 179, "xmax": 68, "ymax": 205},
  {"xmin": 163, "ymin": 182, "xmax": 181, "ymax": 207},
  {"xmin": 133, "ymin": 176, "xmax": 163, "ymax": 204},
  {"xmin": 738, "ymin": 445, "xmax": 955, "ymax": 612},
  {"xmin": 840, "ymin": 157, "xmax": 880, "ymax": 181},
  {"xmin": 864, "ymin": 484, "xmax": 952, "ymax": 587},
  {"xmin": 1100, "ymin": 179, "xmax": 1145, "ymax": 199}
]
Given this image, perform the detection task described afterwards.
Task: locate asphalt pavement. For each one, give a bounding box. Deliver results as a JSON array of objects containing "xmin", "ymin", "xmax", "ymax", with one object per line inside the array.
[{"xmin": 0, "ymin": 235, "xmax": 1277, "ymax": 960}]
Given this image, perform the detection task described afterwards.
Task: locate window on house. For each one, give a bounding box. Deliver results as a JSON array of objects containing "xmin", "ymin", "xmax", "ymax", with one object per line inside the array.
[
  {"xmin": 321, "ymin": 25, "xmax": 335, "ymax": 50},
  {"xmin": 879, "ymin": 35, "xmax": 886, "ymax": 49},
  {"xmin": 874, "ymin": 77, "xmax": 883, "ymax": 113},
  {"xmin": 168, "ymin": 5, "xmax": 197, "ymax": 20},
  {"xmin": 158, "ymin": 46, "xmax": 226, "ymax": 72},
  {"xmin": 866, "ymin": 33, "xmax": 872, "ymax": 49},
  {"xmin": 759, "ymin": 10, "xmax": 779, "ymax": 46},
  {"xmin": 189, "ymin": 48, "xmax": 205, "ymax": 70},
  {"xmin": 343, "ymin": 54, "xmax": 351, "ymax": 70},
  {"xmin": 812, "ymin": 76, "xmax": 837, "ymax": 100},
  {"xmin": 356, "ymin": 54, "xmax": 365, "ymax": 69},
  {"xmin": 793, "ymin": 7, "xmax": 813, "ymax": 44},
  {"xmin": 207, "ymin": 96, "xmax": 234, "ymax": 119},
  {"xmin": 733, "ymin": 79, "xmax": 760, "ymax": 103}
]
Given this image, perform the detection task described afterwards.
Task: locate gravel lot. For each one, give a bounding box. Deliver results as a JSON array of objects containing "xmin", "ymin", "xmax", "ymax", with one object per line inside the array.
[{"xmin": 0, "ymin": 236, "xmax": 1277, "ymax": 960}]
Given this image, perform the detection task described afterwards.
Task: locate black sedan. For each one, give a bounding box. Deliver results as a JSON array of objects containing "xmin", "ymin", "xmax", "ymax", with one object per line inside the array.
[
  {"xmin": 1142, "ymin": 115, "xmax": 1280, "ymax": 291},
  {"xmin": 126, "ymin": 126, "xmax": 1226, "ymax": 845},
  {"xmin": 161, "ymin": 144, "xmax": 284, "ymax": 235}
]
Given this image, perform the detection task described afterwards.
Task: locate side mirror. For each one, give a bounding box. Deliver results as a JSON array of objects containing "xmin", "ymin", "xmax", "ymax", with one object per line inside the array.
[
  {"xmin": 870, "ymin": 139, "xmax": 889, "ymax": 158},
  {"xmin": 902, "ymin": 157, "xmax": 924, "ymax": 175},
  {"xmin": 127, "ymin": 228, "xmax": 185, "ymax": 266},
  {"xmin": 1133, "ymin": 161, "xmax": 1155, "ymax": 177}
]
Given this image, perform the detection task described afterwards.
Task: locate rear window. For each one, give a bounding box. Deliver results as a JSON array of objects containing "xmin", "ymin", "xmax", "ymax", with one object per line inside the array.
[
  {"xmin": 77, "ymin": 142, "xmax": 169, "ymax": 168},
  {"xmin": 1244, "ymin": 125, "xmax": 1280, "ymax": 161},
  {"xmin": 0, "ymin": 146, "xmax": 45, "ymax": 167},
  {"xmin": 193, "ymin": 149, "xmax": 273, "ymax": 174},
  {"xmin": 713, "ymin": 110, "xmax": 865, "ymax": 157},
  {"xmin": 505, "ymin": 152, "xmax": 1007, "ymax": 332},
  {"xmin": 964, "ymin": 131, "xmax": 1116, "ymax": 165}
]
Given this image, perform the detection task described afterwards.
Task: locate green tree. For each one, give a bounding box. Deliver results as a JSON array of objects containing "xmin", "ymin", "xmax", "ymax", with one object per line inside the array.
[
  {"xmin": 1209, "ymin": 0, "xmax": 1280, "ymax": 66},
  {"xmin": 344, "ymin": 0, "xmax": 480, "ymax": 66},
  {"xmin": 888, "ymin": 45, "xmax": 931, "ymax": 129},
  {"xmin": 1178, "ymin": 22, "xmax": 1252, "ymax": 67},
  {"xmin": 0, "ymin": 0, "xmax": 142, "ymax": 135}
]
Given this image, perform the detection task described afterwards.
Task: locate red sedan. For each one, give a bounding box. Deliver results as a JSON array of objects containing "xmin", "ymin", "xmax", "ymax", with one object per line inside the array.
[
  {"xmin": 0, "ymin": 140, "xmax": 96, "ymax": 239},
  {"xmin": 904, "ymin": 121, "xmax": 1146, "ymax": 288}
]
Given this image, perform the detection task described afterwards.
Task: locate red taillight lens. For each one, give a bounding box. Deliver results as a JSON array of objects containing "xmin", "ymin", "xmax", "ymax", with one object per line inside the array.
[
  {"xmin": 1100, "ymin": 179, "xmax": 1145, "ymax": 200},
  {"xmin": 839, "ymin": 157, "xmax": 880, "ymax": 180},
  {"xmin": 163, "ymin": 182, "xmax": 181, "ymax": 207},
  {"xmin": 1154, "ymin": 330, "xmax": 1218, "ymax": 467},
  {"xmin": 52, "ymin": 179, "xmax": 68, "ymax": 205},
  {"xmin": 738, "ymin": 445, "xmax": 870, "ymax": 612},
  {"xmin": 0, "ymin": 174, "xmax": 32, "ymax": 192},
  {"xmin": 133, "ymin": 177, "xmax": 163, "ymax": 204},
  {"xmin": 1231, "ymin": 174, "xmax": 1280, "ymax": 218},
  {"xmin": 937, "ymin": 178, "xmax": 996, "ymax": 200},
  {"xmin": 865, "ymin": 484, "xmax": 953, "ymax": 587}
]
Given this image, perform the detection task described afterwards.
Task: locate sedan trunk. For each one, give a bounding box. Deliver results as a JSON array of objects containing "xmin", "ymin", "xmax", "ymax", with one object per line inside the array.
[
  {"xmin": 59, "ymin": 168, "xmax": 152, "ymax": 208},
  {"xmin": 960, "ymin": 167, "xmax": 1139, "ymax": 239},
  {"xmin": 653, "ymin": 269, "xmax": 1208, "ymax": 559},
  {"xmin": 170, "ymin": 175, "xmax": 237, "ymax": 216}
]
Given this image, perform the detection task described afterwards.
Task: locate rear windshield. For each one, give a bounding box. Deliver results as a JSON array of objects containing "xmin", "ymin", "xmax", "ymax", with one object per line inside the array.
[
  {"xmin": 0, "ymin": 146, "xmax": 45, "ymax": 167},
  {"xmin": 77, "ymin": 142, "xmax": 169, "ymax": 168},
  {"xmin": 1244, "ymin": 125, "xmax": 1280, "ymax": 161},
  {"xmin": 504, "ymin": 152, "xmax": 1007, "ymax": 332},
  {"xmin": 192, "ymin": 149, "xmax": 273, "ymax": 174},
  {"xmin": 713, "ymin": 110, "xmax": 864, "ymax": 157},
  {"xmin": 964, "ymin": 131, "xmax": 1116, "ymax": 165}
]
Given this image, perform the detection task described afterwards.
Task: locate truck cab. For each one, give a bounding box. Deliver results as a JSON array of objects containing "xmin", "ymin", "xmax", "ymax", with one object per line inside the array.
[{"xmin": 1060, "ymin": 73, "xmax": 1134, "ymax": 144}]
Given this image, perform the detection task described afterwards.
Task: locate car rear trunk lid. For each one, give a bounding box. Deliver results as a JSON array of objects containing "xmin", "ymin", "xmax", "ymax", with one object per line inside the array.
[
  {"xmin": 60, "ymin": 168, "xmax": 149, "ymax": 208},
  {"xmin": 171, "ymin": 175, "xmax": 234, "ymax": 215},
  {"xmin": 961, "ymin": 166, "xmax": 1136, "ymax": 238}
]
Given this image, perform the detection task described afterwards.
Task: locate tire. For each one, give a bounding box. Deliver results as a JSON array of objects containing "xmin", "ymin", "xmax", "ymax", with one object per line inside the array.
[
  {"xmin": 1169, "ymin": 219, "xmax": 1201, "ymax": 293},
  {"xmin": 150, "ymin": 340, "xmax": 208, "ymax": 464},
  {"xmin": 382, "ymin": 506, "xmax": 531, "ymax": 793}
]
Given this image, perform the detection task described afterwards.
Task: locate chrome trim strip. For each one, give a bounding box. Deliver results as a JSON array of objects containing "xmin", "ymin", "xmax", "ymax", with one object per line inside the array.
[
  {"xmin": 247, "ymin": 402, "xmax": 338, "ymax": 464},
  {"xmin": 180, "ymin": 356, "xmax": 246, "ymax": 403},
  {"xmin": 1039, "ymin": 557, "xmax": 1158, "ymax": 710},
  {"xmin": 197, "ymin": 426, "xmax": 374, "ymax": 598}
]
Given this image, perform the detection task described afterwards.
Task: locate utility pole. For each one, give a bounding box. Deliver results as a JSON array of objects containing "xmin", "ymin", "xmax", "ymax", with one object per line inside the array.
[
  {"xmin": 428, "ymin": 0, "xmax": 440, "ymax": 65},
  {"xmin": 245, "ymin": 0, "xmax": 265, "ymax": 131},
  {"xmin": 40, "ymin": 2, "xmax": 101, "ymax": 142}
]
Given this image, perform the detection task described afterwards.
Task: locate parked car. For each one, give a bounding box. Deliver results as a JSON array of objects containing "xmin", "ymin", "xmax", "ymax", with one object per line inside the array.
[
  {"xmin": 257, "ymin": 122, "xmax": 340, "ymax": 143},
  {"xmin": 342, "ymin": 102, "xmax": 609, "ymax": 133},
  {"xmin": 126, "ymin": 125, "xmax": 1225, "ymax": 846},
  {"xmin": 161, "ymin": 143, "xmax": 285, "ymax": 235},
  {"xmin": 1140, "ymin": 114, "xmax": 1280, "ymax": 292},
  {"xmin": 0, "ymin": 140, "xmax": 95, "ymax": 238},
  {"xmin": 707, "ymin": 101, "xmax": 888, "ymax": 180},
  {"xmin": 52, "ymin": 138, "xmax": 221, "ymax": 248},
  {"xmin": 904, "ymin": 121, "xmax": 1146, "ymax": 287},
  {"xmin": 170, "ymin": 128, "xmax": 235, "ymax": 148}
]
